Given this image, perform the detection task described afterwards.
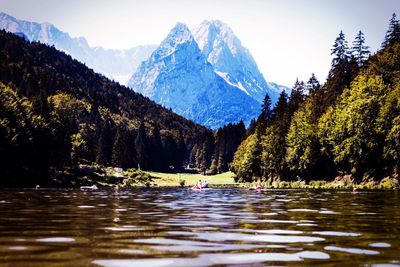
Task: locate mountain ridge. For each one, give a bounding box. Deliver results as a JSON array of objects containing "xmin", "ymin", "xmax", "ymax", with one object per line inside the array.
[
  {"xmin": 192, "ymin": 20, "xmax": 288, "ymax": 103},
  {"xmin": 128, "ymin": 23, "xmax": 261, "ymax": 129},
  {"xmin": 1, "ymin": 12, "xmax": 290, "ymax": 129},
  {"xmin": 0, "ymin": 12, "xmax": 156, "ymax": 84}
]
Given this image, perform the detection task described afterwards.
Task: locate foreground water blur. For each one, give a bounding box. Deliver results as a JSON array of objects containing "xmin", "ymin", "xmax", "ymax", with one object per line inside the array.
[{"xmin": 0, "ymin": 188, "xmax": 399, "ymax": 266}]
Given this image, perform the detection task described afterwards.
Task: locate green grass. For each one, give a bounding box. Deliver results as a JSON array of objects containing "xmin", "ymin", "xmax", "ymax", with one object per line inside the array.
[{"xmin": 145, "ymin": 171, "xmax": 236, "ymax": 187}]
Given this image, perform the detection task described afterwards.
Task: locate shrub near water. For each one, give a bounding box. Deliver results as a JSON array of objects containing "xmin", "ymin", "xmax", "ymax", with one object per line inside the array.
[
  {"xmin": 379, "ymin": 176, "xmax": 399, "ymax": 189},
  {"xmin": 309, "ymin": 180, "xmax": 327, "ymax": 189},
  {"xmin": 122, "ymin": 170, "xmax": 154, "ymax": 187}
]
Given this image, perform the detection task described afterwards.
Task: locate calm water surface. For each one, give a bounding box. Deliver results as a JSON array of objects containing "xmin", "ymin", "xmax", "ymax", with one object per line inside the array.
[{"xmin": 0, "ymin": 188, "xmax": 399, "ymax": 266}]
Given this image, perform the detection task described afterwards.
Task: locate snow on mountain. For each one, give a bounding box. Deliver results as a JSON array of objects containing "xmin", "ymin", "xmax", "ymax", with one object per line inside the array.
[
  {"xmin": 128, "ymin": 23, "xmax": 260, "ymax": 129},
  {"xmin": 0, "ymin": 12, "xmax": 156, "ymax": 85},
  {"xmin": 1, "ymin": 12, "xmax": 289, "ymax": 129},
  {"xmin": 193, "ymin": 20, "xmax": 288, "ymax": 104}
]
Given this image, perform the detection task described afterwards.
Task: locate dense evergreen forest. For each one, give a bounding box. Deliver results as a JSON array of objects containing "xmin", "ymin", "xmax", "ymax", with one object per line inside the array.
[
  {"xmin": 0, "ymin": 29, "xmax": 246, "ymax": 186},
  {"xmin": 231, "ymin": 13, "xmax": 400, "ymax": 183}
]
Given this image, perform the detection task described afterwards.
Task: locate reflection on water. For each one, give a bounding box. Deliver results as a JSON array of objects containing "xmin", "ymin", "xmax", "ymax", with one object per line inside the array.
[{"xmin": 0, "ymin": 188, "xmax": 399, "ymax": 266}]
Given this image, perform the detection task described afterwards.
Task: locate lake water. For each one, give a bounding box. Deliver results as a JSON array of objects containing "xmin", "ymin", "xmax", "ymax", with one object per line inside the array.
[{"xmin": 0, "ymin": 188, "xmax": 399, "ymax": 266}]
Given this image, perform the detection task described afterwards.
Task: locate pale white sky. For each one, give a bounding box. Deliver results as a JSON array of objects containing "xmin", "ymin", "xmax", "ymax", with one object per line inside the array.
[{"xmin": 0, "ymin": 0, "xmax": 399, "ymax": 87}]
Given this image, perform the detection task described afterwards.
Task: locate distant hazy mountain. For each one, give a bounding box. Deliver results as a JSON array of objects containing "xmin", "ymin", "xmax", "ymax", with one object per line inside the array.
[
  {"xmin": 128, "ymin": 23, "xmax": 260, "ymax": 129},
  {"xmin": 0, "ymin": 12, "xmax": 156, "ymax": 84},
  {"xmin": 193, "ymin": 20, "xmax": 288, "ymax": 104}
]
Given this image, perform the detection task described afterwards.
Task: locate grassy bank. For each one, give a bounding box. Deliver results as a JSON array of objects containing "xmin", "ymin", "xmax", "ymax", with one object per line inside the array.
[
  {"xmin": 55, "ymin": 164, "xmax": 398, "ymax": 190},
  {"xmin": 245, "ymin": 176, "xmax": 399, "ymax": 190},
  {"xmin": 54, "ymin": 164, "xmax": 237, "ymax": 188},
  {"xmin": 145, "ymin": 171, "xmax": 237, "ymax": 187}
]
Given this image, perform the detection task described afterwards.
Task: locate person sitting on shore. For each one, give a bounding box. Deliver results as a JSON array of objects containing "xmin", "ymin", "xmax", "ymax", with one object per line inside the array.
[
  {"xmin": 202, "ymin": 180, "xmax": 209, "ymax": 188},
  {"xmin": 193, "ymin": 180, "xmax": 203, "ymax": 189}
]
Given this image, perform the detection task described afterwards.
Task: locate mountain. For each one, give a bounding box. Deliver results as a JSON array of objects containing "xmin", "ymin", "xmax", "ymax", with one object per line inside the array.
[
  {"xmin": 193, "ymin": 20, "xmax": 288, "ymax": 104},
  {"xmin": 127, "ymin": 23, "xmax": 261, "ymax": 129},
  {"xmin": 1, "ymin": 13, "xmax": 288, "ymax": 129},
  {"xmin": 0, "ymin": 12, "xmax": 156, "ymax": 84},
  {"xmin": 0, "ymin": 29, "xmax": 214, "ymax": 185}
]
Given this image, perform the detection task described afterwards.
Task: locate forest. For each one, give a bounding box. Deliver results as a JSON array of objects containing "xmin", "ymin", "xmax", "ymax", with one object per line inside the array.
[
  {"xmin": 231, "ymin": 13, "xmax": 400, "ymax": 184},
  {"xmin": 0, "ymin": 29, "xmax": 245, "ymax": 186},
  {"xmin": 0, "ymin": 13, "xmax": 399, "ymax": 187}
]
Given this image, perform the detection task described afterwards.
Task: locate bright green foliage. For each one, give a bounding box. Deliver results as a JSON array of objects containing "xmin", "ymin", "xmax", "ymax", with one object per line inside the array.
[
  {"xmin": 122, "ymin": 169, "xmax": 154, "ymax": 187},
  {"xmin": 230, "ymin": 134, "xmax": 261, "ymax": 182},
  {"xmin": 378, "ymin": 83, "xmax": 400, "ymax": 173},
  {"xmin": 260, "ymin": 126, "xmax": 287, "ymax": 180},
  {"xmin": 320, "ymin": 75, "xmax": 387, "ymax": 178},
  {"xmin": 48, "ymin": 93, "xmax": 91, "ymax": 120},
  {"xmin": 379, "ymin": 176, "xmax": 399, "ymax": 189},
  {"xmin": 231, "ymin": 15, "xmax": 400, "ymax": 183},
  {"xmin": 384, "ymin": 119, "xmax": 400, "ymax": 173},
  {"xmin": 286, "ymin": 100, "xmax": 320, "ymax": 180},
  {"xmin": 260, "ymin": 81, "xmax": 304, "ymax": 181},
  {"xmin": 232, "ymin": 81, "xmax": 305, "ymax": 183}
]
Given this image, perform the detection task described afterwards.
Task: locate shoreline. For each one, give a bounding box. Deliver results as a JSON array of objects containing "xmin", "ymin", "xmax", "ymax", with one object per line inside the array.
[
  {"xmin": 31, "ymin": 164, "xmax": 399, "ymax": 190},
  {"xmin": 4, "ymin": 185, "xmax": 399, "ymax": 191}
]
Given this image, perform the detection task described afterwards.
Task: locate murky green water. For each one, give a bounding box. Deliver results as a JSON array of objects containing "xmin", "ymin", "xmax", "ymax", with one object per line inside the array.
[{"xmin": 0, "ymin": 188, "xmax": 399, "ymax": 266}]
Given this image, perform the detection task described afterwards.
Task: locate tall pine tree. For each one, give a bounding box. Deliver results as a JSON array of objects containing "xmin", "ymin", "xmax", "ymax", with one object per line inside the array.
[
  {"xmin": 256, "ymin": 93, "xmax": 273, "ymax": 132},
  {"xmin": 322, "ymin": 31, "xmax": 357, "ymax": 110},
  {"xmin": 331, "ymin": 31, "xmax": 349, "ymax": 66},
  {"xmin": 272, "ymin": 91, "xmax": 288, "ymax": 123},
  {"xmin": 305, "ymin": 73, "xmax": 320, "ymax": 94},
  {"xmin": 352, "ymin": 30, "xmax": 370, "ymax": 67},
  {"xmin": 382, "ymin": 13, "xmax": 400, "ymax": 48},
  {"xmin": 112, "ymin": 125, "xmax": 129, "ymax": 169}
]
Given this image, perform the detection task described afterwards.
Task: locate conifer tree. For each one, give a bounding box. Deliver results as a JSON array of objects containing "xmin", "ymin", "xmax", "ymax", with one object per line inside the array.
[
  {"xmin": 272, "ymin": 91, "xmax": 288, "ymax": 122},
  {"xmin": 261, "ymin": 93, "xmax": 273, "ymax": 122},
  {"xmin": 112, "ymin": 125, "xmax": 129, "ymax": 168},
  {"xmin": 382, "ymin": 13, "xmax": 400, "ymax": 48},
  {"xmin": 306, "ymin": 73, "xmax": 320, "ymax": 93},
  {"xmin": 283, "ymin": 80, "xmax": 305, "ymax": 131},
  {"xmin": 322, "ymin": 31, "xmax": 356, "ymax": 111},
  {"xmin": 257, "ymin": 93, "xmax": 273, "ymax": 132},
  {"xmin": 352, "ymin": 30, "xmax": 370, "ymax": 67},
  {"xmin": 331, "ymin": 31, "xmax": 349, "ymax": 66},
  {"xmin": 246, "ymin": 118, "xmax": 257, "ymax": 136},
  {"xmin": 111, "ymin": 127, "xmax": 123, "ymax": 167},
  {"xmin": 176, "ymin": 131, "xmax": 187, "ymax": 169},
  {"xmin": 288, "ymin": 79, "xmax": 305, "ymax": 108}
]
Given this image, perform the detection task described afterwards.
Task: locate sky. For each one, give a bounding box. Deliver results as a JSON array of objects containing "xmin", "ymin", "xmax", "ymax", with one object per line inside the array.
[{"xmin": 0, "ymin": 0, "xmax": 399, "ymax": 87}]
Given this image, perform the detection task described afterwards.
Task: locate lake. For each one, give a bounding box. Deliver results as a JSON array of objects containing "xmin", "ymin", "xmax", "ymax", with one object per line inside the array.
[{"xmin": 0, "ymin": 188, "xmax": 399, "ymax": 266}]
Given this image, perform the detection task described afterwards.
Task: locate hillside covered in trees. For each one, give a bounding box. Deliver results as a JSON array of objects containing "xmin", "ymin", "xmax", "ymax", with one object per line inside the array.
[
  {"xmin": 231, "ymin": 13, "xmax": 400, "ymax": 184},
  {"xmin": 0, "ymin": 29, "xmax": 247, "ymax": 186}
]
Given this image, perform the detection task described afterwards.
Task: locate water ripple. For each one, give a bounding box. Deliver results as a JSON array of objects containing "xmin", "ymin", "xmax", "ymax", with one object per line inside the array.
[{"xmin": 325, "ymin": 245, "xmax": 379, "ymax": 255}]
